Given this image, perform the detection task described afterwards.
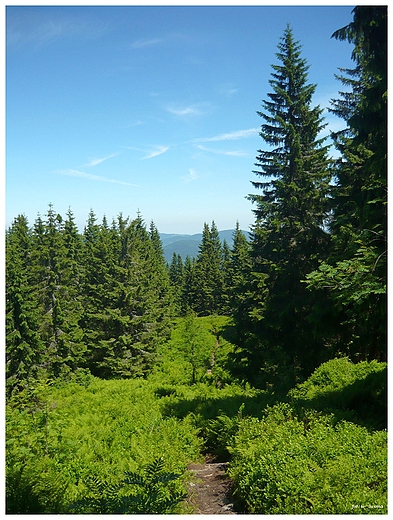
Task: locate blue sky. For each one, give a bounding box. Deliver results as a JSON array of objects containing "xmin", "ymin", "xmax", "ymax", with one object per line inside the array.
[{"xmin": 6, "ymin": 3, "xmax": 355, "ymax": 234}]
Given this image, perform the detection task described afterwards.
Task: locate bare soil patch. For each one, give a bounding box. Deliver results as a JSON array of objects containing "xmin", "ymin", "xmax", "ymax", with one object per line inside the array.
[{"xmin": 187, "ymin": 459, "xmax": 240, "ymax": 514}]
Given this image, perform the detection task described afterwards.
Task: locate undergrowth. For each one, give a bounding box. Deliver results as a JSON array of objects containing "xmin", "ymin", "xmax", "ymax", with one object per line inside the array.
[{"xmin": 6, "ymin": 318, "xmax": 388, "ymax": 514}]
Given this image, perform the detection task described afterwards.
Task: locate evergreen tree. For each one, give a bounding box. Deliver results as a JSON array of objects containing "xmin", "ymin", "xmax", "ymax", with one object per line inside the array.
[
  {"xmin": 239, "ymin": 25, "xmax": 332, "ymax": 388},
  {"xmin": 227, "ymin": 223, "xmax": 253, "ymax": 349},
  {"xmin": 60, "ymin": 208, "xmax": 86, "ymax": 370},
  {"xmin": 180, "ymin": 256, "xmax": 197, "ymax": 315},
  {"xmin": 6, "ymin": 215, "xmax": 43, "ymax": 393},
  {"xmin": 169, "ymin": 253, "xmax": 184, "ymax": 314},
  {"xmin": 193, "ymin": 222, "xmax": 224, "ymax": 315},
  {"xmin": 80, "ymin": 210, "xmax": 120, "ymax": 377},
  {"xmin": 220, "ymin": 239, "xmax": 232, "ymax": 314},
  {"xmin": 29, "ymin": 204, "xmax": 81, "ymax": 377},
  {"xmin": 306, "ymin": 7, "xmax": 387, "ymax": 361},
  {"xmin": 80, "ymin": 213, "xmax": 171, "ymax": 377}
]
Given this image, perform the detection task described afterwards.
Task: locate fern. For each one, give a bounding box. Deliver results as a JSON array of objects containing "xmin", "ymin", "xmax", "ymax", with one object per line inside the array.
[{"xmin": 70, "ymin": 457, "xmax": 186, "ymax": 514}]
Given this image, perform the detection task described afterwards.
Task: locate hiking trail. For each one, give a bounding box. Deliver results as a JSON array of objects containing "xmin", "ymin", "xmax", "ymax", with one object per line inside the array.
[{"xmin": 187, "ymin": 458, "xmax": 240, "ymax": 514}]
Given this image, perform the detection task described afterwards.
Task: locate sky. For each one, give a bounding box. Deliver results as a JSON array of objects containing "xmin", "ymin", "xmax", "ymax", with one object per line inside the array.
[{"xmin": 5, "ymin": 2, "xmax": 356, "ymax": 235}]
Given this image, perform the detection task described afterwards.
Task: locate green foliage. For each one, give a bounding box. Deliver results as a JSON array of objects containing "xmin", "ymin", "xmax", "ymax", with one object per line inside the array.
[
  {"xmin": 151, "ymin": 315, "xmax": 236, "ymax": 386},
  {"xmin": 306, "ymin": 6, "xmax": 387, "ymax": 363},
  {"xmin": 289, "ymin": 357, "xmax": 387, "ymax": 429},
  {"xmin": 236, "ymin": 24, "xmax": 333, "ymax": 387},
  {"xmin": 6, "ymin": 377, "xmax": 202, "ymax": 514},
  {"xmin": 202, "ymin": 405, "xmax": 245, "ymax": 461},
  {"xmin": 6, "ymin": 329, "xmax": 387, "ymax": 515},
  {"xmin": 227, "ymin": 359, "xmax": 387, "ymax": 514},
  {"xmin": 70, "ymin": 458, "xmax": 186, "ymax": 514},
  {"xmin": 229, "ymin": 404, "xmax": 387, "ymax": 514},
  {"xmin": 6, "ymin": 207, "xmax": 172, "ymax": 385}
]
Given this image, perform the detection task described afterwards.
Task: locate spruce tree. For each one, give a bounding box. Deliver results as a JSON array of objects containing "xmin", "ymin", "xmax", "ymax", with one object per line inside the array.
[
  {"xmin": 220, "ymin": 239, "xmax": 232, "ymax": 314},
  {"xmin": 181, "ymin": 256, "xmax": 197, "ymax": 315},
  {"xmin": 193, "ymin": 222, "xmax": 224, "ymax": 316},
  {"xmin": 80, "ymin": 213, "xmax": 172, "ymax": 377},
  {"xmin": 306, "ymin": 7, "xmax": 387, "ymax": 361},
  {"xmin": 6, "ymin": 215, "xmax": 43, "ymax": 393},
  {"xmin": 241, "ymin": 25, "xmax": 332, "ymax": 387},
  {"xmin": 29, "ymin": 204, "xmax": 80, "ymax": 377},
  {"xmin": 227, "ymin": 223, "xmax": 252, "ymax": 326},
  {"xmin": 169, "ymin": 253, "xmax": 184, "ymax": 314}
]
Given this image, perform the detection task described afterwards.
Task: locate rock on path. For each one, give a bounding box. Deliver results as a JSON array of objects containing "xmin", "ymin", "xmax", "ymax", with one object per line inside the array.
[{"xmin": 187, "ymin": 461, "xmax": 237, "ymax": 515}]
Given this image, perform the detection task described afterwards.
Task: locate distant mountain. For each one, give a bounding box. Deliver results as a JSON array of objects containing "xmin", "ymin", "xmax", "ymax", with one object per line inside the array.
[{"xmin": 161, "ymin": 229, "xmax": 250, "ymax": 263}]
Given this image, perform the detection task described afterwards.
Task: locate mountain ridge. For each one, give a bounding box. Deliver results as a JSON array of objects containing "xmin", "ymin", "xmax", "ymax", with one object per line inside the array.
[{"xmin": 160, "ymin": 229, "xmax": 250, "ymax": 262}]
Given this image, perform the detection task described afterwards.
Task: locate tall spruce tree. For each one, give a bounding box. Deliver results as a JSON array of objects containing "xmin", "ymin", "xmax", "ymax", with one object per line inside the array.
[
  {"xmin": 29, "ymin": 205, "xmax": 81, "ymax": 377},
  {"xmin": 228, "ymin": 223, "xmax": 252, "ymax": 327},
  {"xmin": 239, "ymin": 25, "xmax": 332, "ymax": 388},
  {"xmin": 180, "ymin": 255, "xmax": 197, "ymax": 315},
  {"xmin": 169, "ymin": 253, "xmax": 184, "ymax": 314},
  {"xmin": 6, "ymin": 215, "xmax": 44, "ymax": 393},
  {"xmin": 305, "ymin": 7, "xmax": 387, "ymax": 361},
  {"xmin": 193, "ymin": 222, "xmax": 224, "ymax": 316}
]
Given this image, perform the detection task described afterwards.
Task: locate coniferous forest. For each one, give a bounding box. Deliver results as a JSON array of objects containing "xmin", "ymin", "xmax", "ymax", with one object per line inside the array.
[{"xmin": 6, "ymin": 7, "xmax": 387, "ymax": 514}]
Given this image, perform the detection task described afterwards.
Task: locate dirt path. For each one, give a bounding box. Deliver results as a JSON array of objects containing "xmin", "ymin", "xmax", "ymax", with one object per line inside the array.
[{"xmin": 187, "ymin": 459, "xmax": 239, "ymax": 514}]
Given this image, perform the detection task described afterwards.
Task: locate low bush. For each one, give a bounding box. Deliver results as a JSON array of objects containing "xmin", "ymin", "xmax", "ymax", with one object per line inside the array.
[
  {"xmin": 289, "ymin": 357, "xmax": 387, "ymax": 429},
  {"xmin": 228, "ymin": 358, "xmax": 388, "ymax": 516}
]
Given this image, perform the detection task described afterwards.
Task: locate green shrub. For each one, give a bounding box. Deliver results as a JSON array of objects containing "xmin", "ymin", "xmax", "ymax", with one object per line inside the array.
[
  {"xmin": 203, "ymin": 413, "xmax": 239, "ymax": 461},
  {"xmin": 228, "ymin": 403, "xmax": 387, "ymax": 514},
  {"xmin": 289, "ymin": 358, "xmax": 387, "ymax": 429}
]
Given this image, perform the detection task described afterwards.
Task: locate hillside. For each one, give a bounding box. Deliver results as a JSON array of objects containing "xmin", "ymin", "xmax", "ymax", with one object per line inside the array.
[{"xmin": 161, "ymin": 229, "xmax": 250, "ymax": 262}]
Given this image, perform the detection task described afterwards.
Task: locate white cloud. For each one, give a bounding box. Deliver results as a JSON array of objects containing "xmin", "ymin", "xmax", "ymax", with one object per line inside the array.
[
  {"xmin": 181, "ymin": 168, "xmax": 200, "ymax": 184},
  {"xmin": 166, "ymin": 104, "xmax": 203, "ymax": 117},
  {"xmin": 84, "ymin": 153, "xmax": 119, "ymax": 167},
  {"xmin": 142, "ymin": 146, "xmax": 169, "ymax": 160},
  {"xmin": 197, "ymin": 145, "xmax": 248, "ymax": 157},
  {"xmin": 56, "ymin": 169, "xmax": 137, "ymax": 186},
  {"xmin": 165, "ymin": 102, "xmax": 212, "ymax": 117},
  {"xmin": 194, "ymin": 128, "xmax": 260, "ymax": 142}
]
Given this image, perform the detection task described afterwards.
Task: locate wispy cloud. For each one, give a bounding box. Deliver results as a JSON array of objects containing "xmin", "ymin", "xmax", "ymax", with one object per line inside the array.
[
  {"xmin": 165, "ymin": 102, "xmax": 211, "ymax": 117},
  {"xmin": 131, "ymin": 38, "xmax": 162, "ymax": 49},
  {"xmin": 217, "ymin": 84, "xmax": 238, "ymax": 97},
  {"xmin": 56, "ymin": 169, "xmax": 137, "ymax": 186},
  {"xmin": 193, "ymin": 128, "xmax": 260, "ymax": 143},
  {"xmin": 121, "ymin": 144, "xmax": 169, "ymax": 159},
  {"xmin": 7, "ymin": 15, "xmax": 108, "ymax": 51},
  {"xmin": 142, "ymin": 146, "xmax": 169, "ymax": 160},
  {"xmin": 83, "ymin": 153, "xmax": 119, "ymax": 167},
  {"xmin": 181, "ymin": 168, "xmax": 200, "ymax": 184},
  {"xmin": 197, "ymin": 145, "xmax": 248, "ymax": 157}
]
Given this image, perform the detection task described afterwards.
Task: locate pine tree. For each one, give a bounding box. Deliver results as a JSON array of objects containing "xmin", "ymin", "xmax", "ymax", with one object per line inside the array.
[
  {"xmin": 241, "ymin": 25, "xmax": 332, "ymax": 388},
  {"xmin": 227, "ymin": 223, "xmax": 251, "ymax": 312},
  {"xmin": 80, "ymin": 210, "xmax": 117, "ymax": 376},
  {"xmin": 60, "ymin": 208, "xmax": 86, "ymax": 370}
]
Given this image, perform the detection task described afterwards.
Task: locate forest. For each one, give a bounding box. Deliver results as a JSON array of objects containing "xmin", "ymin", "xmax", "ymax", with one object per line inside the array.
[{"xmin": 6, "ymin": 6, "xmax": 387, "ymax": 514}]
